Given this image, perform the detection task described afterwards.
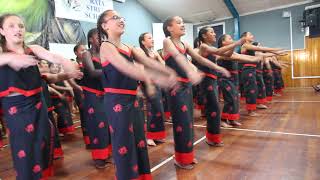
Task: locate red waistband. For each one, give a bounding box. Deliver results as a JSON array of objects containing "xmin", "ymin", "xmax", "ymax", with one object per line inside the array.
[
  {"xmin": 0, "ymin": 87, "xmax": 42, "ymax": 98},
  {"xmin": 48, "ymin": 106, "xmax": 55, "ymax": 112},
  {"xmin": 104, "ymin": 88, "xmax": 137, "ymax": 95},
  {"xmin": 229, "ymin": 70, "xmax": 238, "ymax": 74},
  {"xmin": 81, "ymin": 86, "xmax": 104, "ymax": 96},
  {"xmin": 264, "ymin": 70, "xmax": 273, "ymax": 73},
  {"xmin": 256, "ymin": 70, "xmax": 263, "ymax": 73},
  {"xmin": 205, "ymin": 73, "xmax": 217, "ymax": 80},
  {"xmin": 244, "ymin": 64, "xmax": 257, "ymax": 68},
  {"xmin": 50, "ymin": 95, "xmax": 60, "ymax": 99},
  {"xmin": 177, "ymin": 77, "xmax": 191, "ymax": 83}
]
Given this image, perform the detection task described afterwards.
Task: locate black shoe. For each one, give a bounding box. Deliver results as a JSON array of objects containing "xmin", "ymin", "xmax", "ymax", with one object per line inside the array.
[
  {"xmin": 206, "ymin": 141, "xmax": 224, "ymax": 147},
  {"xmin": 94, "ymin": 159, "xmax": 108, "ymax": 169}
]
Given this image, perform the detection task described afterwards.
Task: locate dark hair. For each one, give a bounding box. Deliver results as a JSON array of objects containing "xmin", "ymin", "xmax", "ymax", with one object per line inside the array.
[
  {"xmin": 193, "ymin": 37, "xmax": 199, "ymax": 48},
  {"xmin": 0, "ymin": 13, "xmax": 21, "ymax": 51},
  {"xmin": 73, "ymin": 43, "xmax": 84, "ymax": 53},
  {"xmin": 217, "ymin": 34, "xmax": 229, "ymax": 48},
  {"xmin": 139, "ymin": 32, "xmax": 150, "ymax": 57},
  {"xmin": 198, "ymin": 26, "xmax": 212, "ymax": 44},
  {"xmin": 163, "ymin": 16, "xmax": 176, "ymax": 37},
  {"xmin": 97, "ymin": 10, "xmax": 114, "ymax": 47},
  {"xmin": 87, "ymin": 28, "xmax": 98, "ymax": 48},
  {"xmin": 240, "ymin": 32, "xmax": 249, "ymax": 38},
  {"xmin": 252, "ymin": 41, "xmax": 259, "ymax": 46}
]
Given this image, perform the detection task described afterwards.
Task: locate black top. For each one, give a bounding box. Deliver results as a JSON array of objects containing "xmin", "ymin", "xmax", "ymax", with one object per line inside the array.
[
  {"xmin": 81, "ymin": 56, "xmax": 104, "ymax": 94},
  {"xmin": 164, "ymin": 43, "xmax": 189, "ymax": 81},
  {"xmin": 0, "ymin": 48, "xmax": 42, "ymax": 97},
  {"xmin": 197, "ymin": 54, "xmax": 218, "ymax": 79},
  {"xmin": 241, "ymin": 45, "xmax": 257, "ymax": 69},
  {"xmin": 41, "ymin": 77, "xmax": 53, "ymax": 109},
  {"xmin": 101, "ymin": 47, "xmax": 138, "ymax": 94},
  {"xmin": 75, "ymin": 58, "xmax": 84, "ymax": 86}
]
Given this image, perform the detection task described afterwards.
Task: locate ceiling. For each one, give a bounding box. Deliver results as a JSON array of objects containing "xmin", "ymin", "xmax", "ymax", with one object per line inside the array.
[{"xmin": 137, "ymin": 0, "xmax": 313, "ymax": 23}]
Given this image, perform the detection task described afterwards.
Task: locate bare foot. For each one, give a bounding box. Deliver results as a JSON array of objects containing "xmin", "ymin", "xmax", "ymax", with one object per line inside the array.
[
  {"xmin": 248, "ymin": 111, "xmax": 259, "ymax": 117},
  {"xmin": 147, "ymin": 139, "xmax": 157, "ymax": 146},
  {"xmin": 174, "ymin": 159, "xmax": 194, "ymax": 170},
  {"xmin": 229, "ymin": 120, "xmax": 242, "ymax": 126},
  {"xmin": 257, "ymin": 104, "xmax": 268, "ymax": 109},
  {"xmin": 221, "ymin": 120, "xmax": 233, "ymax": 128}
]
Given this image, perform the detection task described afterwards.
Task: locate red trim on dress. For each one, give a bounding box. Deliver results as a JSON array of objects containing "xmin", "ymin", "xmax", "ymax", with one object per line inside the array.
[
  {"xmin": 91, "ymin": 57, "xmax": 101, "ymax": 64},
  {"xmin": 205, "ymin": 73, "xmax": 217, "ymax": 80},
  {"xmin": 84, "ymin": 136, "xmax": 90, "ymax": 145},
  {"xmin": 244, "ymin": 64, "xmax": 257, "ymax": 68},
  {"xmin": 91, "ymin": 145, "xmax": 112, "ymax": 160},
  {"xmin": 164, "ymin": 112, "xmax": 171, "ymax": 119},
  {"xmin": 82, "ymin": 86, "xmax": 104, "ymax": 96},
  {"xmin": 264, "ymin": 70, "xmax": 273, "ymax": 73},
  {"xmin": 266, "ymin": 96, "xmax": 273, "ymax": 102},
  {"xmin": 104, "ymin": 88, "xmax": 137, "ymax": 95},
  {"xmin": 138, "ymin": 174, "xmax": 152, "ymax": 180},
  {"xmin": 222, "ymin": 113, "xmax": 240, "ymax": 121},
  {"xmin": 54, "ymin": 148, "xmax": 64, "ymax": 159},
  {"xmin": 163, "ymin": 53, "xmax": 171, "ymax": 61},
  {"xmin": 41, "ymin": 166, "xmax": 54, "ymax": 180},
  {"xmin": 59, "ymin": 126, "xmax": 75, "ymax": 134},
  {"xmin": 177, "ymin": 77, "xmax": 190, "ymax": 83},
  {"xmin": 175, "ymin": 151, "xmax": 194, "ymax": 165},
  {"xmin": 47, "ymin": 106, "xmax": 55, "ymax": 112},
  {"xmin": 101, "ymin": 61, "xmax": 110, "ymax": 67},
  {"xmin": 257, "ymin": 98, "xmax": 267, "ymax": 104},
  {"xmin": 228, "ymin": 113, "xmax": 240, "ymax": 120},
  {"xmin": 206, "ymin": 132, "xmax": 222, "ymax": 143},
  {"xmin": 146, "ymin": 131, "xmax": 166, "ymax": 140},
  {"xmin": 246, "ymin": 104, "xmax": 256, "ymax": 111},
  {"xmin": 0, "ymin": 87, "xmax": 42, "ymax": 98},
  {"xmin": 229, "ymin": 70, "xmax": 239, "ymax": 74},
  {"xmin": 117, "ymin": 48, "xmax": 132, "ymax": 57}
]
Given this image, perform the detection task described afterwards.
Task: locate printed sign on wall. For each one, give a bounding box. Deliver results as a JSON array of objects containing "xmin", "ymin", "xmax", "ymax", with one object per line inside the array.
[{"xmin": 55, "ymin": 0, "xmax": 113, "ymax": 23}]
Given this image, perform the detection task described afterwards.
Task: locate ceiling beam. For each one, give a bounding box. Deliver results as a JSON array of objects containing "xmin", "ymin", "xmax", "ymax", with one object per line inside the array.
[{"xmin": 223, "ymin": 0, "xmax": 240, "ymax": 40}]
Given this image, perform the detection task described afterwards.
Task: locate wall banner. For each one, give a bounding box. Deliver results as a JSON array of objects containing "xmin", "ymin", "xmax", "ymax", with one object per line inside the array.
[{"xmin": 55, "ymin": 0, "xmax": 113, "ymax": 23}]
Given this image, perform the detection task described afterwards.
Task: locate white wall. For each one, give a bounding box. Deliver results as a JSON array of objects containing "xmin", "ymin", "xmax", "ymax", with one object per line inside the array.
[{"xmin": 152, "ymin": 23, "xmax": 194, "ymax": 51}]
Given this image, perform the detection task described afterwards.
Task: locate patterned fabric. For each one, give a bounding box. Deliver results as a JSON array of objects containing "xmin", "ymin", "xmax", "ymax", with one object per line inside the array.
[
  {"xmin": 263, "ymin": 69, "xmax": 274, "ymax": 102},
  {"xmin": 83, "ymin": 91, "xmax": 111, "ymax": 160},
  {"xmin": 2, "ymin": 94, "xmax": 54, "ymax": 180},
  {"xmin": 104, "ymin": 94, "xmax": 151, "ymax": 180},
  {"xmin": 241, "ymin": 67, "xmax": 258, "ymax": 110},
  {"xmin": 51, "ymin": 95, "xmax": 75, "ymax": 134},
  {"xmin": 201, "ymin": 77, "xmax": 222, "ymax": 143},
  {"xmin": 169, "ymin": 83, "xmax": 194, "ymax": 165},
  {"xmin": 144, "ymin": 86, "xmax": 166, "ymax": 140}
]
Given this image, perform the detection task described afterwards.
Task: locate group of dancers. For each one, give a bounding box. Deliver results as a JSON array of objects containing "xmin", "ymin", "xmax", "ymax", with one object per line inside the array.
[{"xmin": 0, "ymin": 10, "xmax": 288, "ymax": 180}]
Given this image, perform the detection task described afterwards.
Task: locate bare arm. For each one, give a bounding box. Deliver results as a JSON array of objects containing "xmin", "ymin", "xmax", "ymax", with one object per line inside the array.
[
  {"xmin": 50, "ymin": 83, "xmax": 72, "ymax": 92},
  {"xmin": 41, "ymin": 71, "xmax": 83, "ymax": 84},
  {"xmin": 242, "ymin": 43, "xmax": 282, "ymax": 53},
  {"xmin": 132, "ymin": 47, "xmax": 176, "ymax": 76},
  {"xmin": 67, "ymin": 79, "xmax": 83, "ymax": 92},
  {"xmin": 100, "ymin": 42, "xmax": 148, "ymax": 82},
  {"xmin": 225, "ymin": 52, "xmax": 262, "ymax": 63},
  {"xmin": 163, "ymin": 38, "xmax": 202, "ymax": 84},
  {"xmin": 82, "ymin": 51, "xmax": 103, "ymax": 78},
  {"xmin": 155, "ymin": 51, "xmax": 165, "ymax": 65},
  {"xmin": 186, "ymin": 43, "xmax": 230, "ymax": 77},
  {"xmin": 0, "ymin": 53, "xmax": 38, "ymax": 70},
  {"xmin": 200, "ymin": 38, "xmax": 244, "ymax": 56},
  {"xmin": 29, "ymin": 45, "xmax": 77, "ymax": 73}
]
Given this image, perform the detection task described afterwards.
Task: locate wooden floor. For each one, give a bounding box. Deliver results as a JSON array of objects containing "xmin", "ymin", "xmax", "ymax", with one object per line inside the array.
[{"xmin": 1, "ymin": 88, "xmax": 320, "ymax": 180}]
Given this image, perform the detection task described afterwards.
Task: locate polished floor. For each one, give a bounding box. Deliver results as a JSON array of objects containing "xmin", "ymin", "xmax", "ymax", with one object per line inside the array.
[{"xmin": 1, "ymin": 88, "xmax": 320, "ymax": 180}]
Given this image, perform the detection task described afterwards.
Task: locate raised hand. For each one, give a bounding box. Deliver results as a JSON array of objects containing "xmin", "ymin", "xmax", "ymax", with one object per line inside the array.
[{"xmin": 8, "ymin": 54, "xmax": 38, "ymax": 71}]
